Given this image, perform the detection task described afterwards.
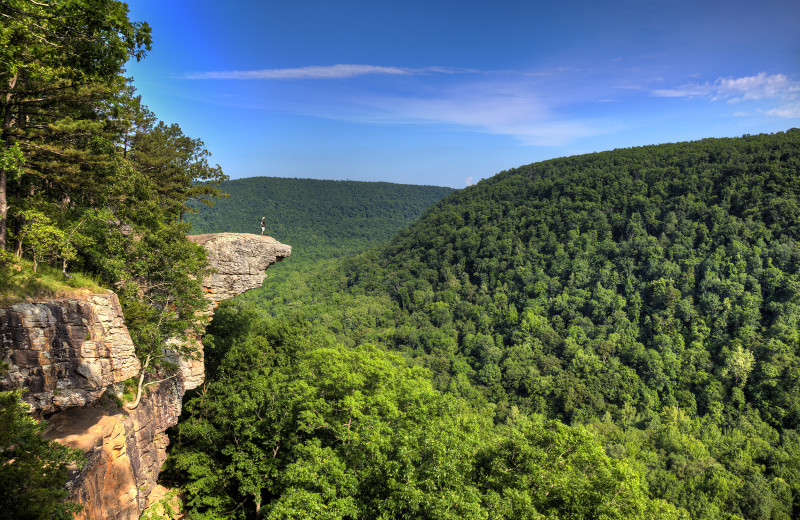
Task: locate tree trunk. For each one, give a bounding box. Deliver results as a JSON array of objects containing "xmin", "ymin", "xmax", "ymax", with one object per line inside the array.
[{"xmin": 127, "ymin": 354, "xmax": 151, "ymax": 409}]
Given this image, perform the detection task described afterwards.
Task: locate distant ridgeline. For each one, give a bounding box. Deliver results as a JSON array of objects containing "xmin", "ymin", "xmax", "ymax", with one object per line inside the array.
[
  {"xmin": 186, "ymin": 177, "xmax": 454, "ymax": 263},
  {"xmin": 245, "ymin": 130, "xmax": 800, "ymax": 518}
]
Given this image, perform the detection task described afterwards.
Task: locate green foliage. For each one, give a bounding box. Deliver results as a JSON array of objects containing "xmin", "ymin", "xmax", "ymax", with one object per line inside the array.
[
  {"xmin": 167, "ymin": 303, "xmax": 679, "ymax": 519},
  {"xmin": 0, "ymin": 140, "xmax": 24, "ymax": 180},
  {"xmin": 187, "ymin": 176, "xmax": 454, "ymax": 263},
  {"xmin": 140, "ymin": 488, "xmax": 183, "ymax": 520},
  {"xmin": 13, "ymin": 209, "xmax": 76, "ymax": 273},
  {"xmin": 0, "ymin": 390, "xmax": 85, "ymax": 520},
  {"xmin": 0, "ymin": 238, "xmax": 104, "ymax": 307},
  {"xmin": 127, "ymin": 117, "xmax": 228, "ymax": 220},
  {"xmin": 0, "ymin": 0, "xmax": 153, "ymax": 248},
  {"xmin": 476, "ymin": 419, "xmax": 682, "ymax": 520},
  {"xmin": 241, "ymin": 130, "xmax": 800, "ymax": 518}
]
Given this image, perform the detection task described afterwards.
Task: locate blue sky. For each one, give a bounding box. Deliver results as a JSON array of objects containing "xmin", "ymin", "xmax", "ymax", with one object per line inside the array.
[{"xmin": 125, "ymin": 0, "xmax": 800, "ymax": 188}]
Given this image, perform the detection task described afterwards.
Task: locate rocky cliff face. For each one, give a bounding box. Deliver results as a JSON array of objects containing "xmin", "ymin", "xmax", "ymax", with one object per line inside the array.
[
  {"xmin": 0, "ymin": 292, "xmax": 140, "ymax": 415},
  {"xmin": 0, "ymin": 233, "xmax": 291, "ymax": 520},
  {"xmin": 42, "ymin": 376, "xmax": 184, "ymax": 519},
  {"xmin": 187, "ymin": 233, "xmax": 292, "ymax": 310}
]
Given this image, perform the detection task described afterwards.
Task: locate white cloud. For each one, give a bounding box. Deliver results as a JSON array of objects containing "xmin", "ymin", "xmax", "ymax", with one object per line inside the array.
[
  {"xmin": 765, "ymin": 103, "xmax": 800, "ymax": 118},
  {"xmin": 186, "ymin": 64, "xmax": 483, "ymax": 80},
  {"xmin": 465, "ymin": 176, "xmax": 474, "ymax": 186},
  {"xmin": 340, "ymin": 81, "xmax": 611, "ymax": 146},
  {"xmin": 183, "ymin": 64, "xmax": 617, "ymax": 144},
  {"xmin": 653, "ymin": 72, "xmax": 800, "ymax": 103},
  {"xmin": 714, "ymin": 73, "xmax": 799, "ymax": 101},
  {"xmin": 653, "ymin": 72, "xmax": 800, "ymax": 119}
]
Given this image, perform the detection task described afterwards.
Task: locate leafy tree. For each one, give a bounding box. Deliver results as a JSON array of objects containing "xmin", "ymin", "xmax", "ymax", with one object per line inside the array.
[
  {"xmin": 127, "ymin": 119, "xmax": 228, "ymax": 220},
  {"xmin": 476, "ymin": 419, "xmax": 681, "ymax": 519},
  {"xmin": 13, "ymin": 208, "xmax": 75, "ymax": 273},
  {"xmin": 0, "ymin": 0, "xmax": 152, "ymax": 250},
  {"xmin": 0, "ymin": 389, "xmax": 85, "ymax": 520},
  {"xmin": 167, "ymin": 303, "xmax": 682, "ymax": 519}
]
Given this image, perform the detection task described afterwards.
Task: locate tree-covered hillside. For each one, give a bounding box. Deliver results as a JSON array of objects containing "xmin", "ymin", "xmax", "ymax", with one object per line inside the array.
[
  {"xmin": 167, "ymin": 305, "xmax": 682, "ymax": 520},
  {"xmin": 204, "ymin": 130, "xmax": 800, "ymax": 519},
  {"xmin": 187, "ymin": 177, "xmax": 454, "ymax": 264}
]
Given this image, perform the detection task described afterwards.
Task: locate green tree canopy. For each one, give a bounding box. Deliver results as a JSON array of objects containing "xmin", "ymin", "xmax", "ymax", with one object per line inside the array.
[
  {"xmin": 167, "ymin": 302, "xmax": 681, "ymax": 520},
  {"xmin": 0, "ymin": 389, "xmax": 85, "ymax": 520},
  {"xmin": 0, "ymin": 0, "xmax": 152, "ymax": 249}
]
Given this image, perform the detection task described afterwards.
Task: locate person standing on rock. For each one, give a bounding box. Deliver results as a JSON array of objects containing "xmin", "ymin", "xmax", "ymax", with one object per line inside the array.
[{"xmin": 261, "ymin": 216, "xmax": 266, "ymax": 236}]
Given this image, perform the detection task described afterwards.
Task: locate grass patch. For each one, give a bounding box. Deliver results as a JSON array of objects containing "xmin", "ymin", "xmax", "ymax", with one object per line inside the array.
[
  {"xmin": 0, "ymin": 255, "xmax": 106, "ymax": 306},
  {"xmin": 120, "ymin": 377, "xmax": 138, "ymax": 404},
  {"xmin": 104, "ymin": 377, "xmax": 139, "ymax": 408}
]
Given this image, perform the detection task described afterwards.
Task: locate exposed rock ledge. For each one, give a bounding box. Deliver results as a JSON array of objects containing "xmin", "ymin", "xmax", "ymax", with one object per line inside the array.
[
  {"xmin": 0, "ymin": 292, "xmax": 140, "ymax": 414},
  {"xmin": 188, "ymin": 233, "xmax": 292, "ymax": 311},
  {"xmin": 178, "ymin": 233, "xmax": 291, "ymax": 390},
  {"xmin": 0, "ymin": 233, "xmax": 290, "ymax": 520}
]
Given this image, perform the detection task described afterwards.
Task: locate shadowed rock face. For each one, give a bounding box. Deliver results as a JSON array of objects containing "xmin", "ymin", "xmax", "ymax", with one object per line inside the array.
[
  {"xmin": 43, "ymin": 376, "xmax": 184, "ymax": 519},
  {"xmin": 1, "ymin": 233, "xmax": 290, "ymax": 520}
]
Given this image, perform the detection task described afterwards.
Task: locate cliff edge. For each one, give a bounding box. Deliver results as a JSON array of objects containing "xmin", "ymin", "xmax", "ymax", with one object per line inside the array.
[
  {"xmin": 188, "ymin": 233, "xmax": 292, "ymax": 311},
  {"xmin": 0, "ymin": 233, "xmax": 291, "ymax": 520}
]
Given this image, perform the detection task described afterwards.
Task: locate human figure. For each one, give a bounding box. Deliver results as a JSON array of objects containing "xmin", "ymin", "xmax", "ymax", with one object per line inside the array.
[{"xmin": 260, "ymin": 216, "xmax": 266, "ymax": 236}]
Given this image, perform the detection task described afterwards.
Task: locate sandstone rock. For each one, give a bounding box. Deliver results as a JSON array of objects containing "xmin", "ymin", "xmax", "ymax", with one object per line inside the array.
[
  {"xmin": 181, "ymin": 233, "xmax": 291, "ymax": 391},
  {"xmin": 187, "ymin": 233, "xmax": 292, "ymax": 312},
  {"xmin": 43, "ymin": 406, "xmax": 139, "ymax": 520},
  {"xmin": 0, "ymin": 292, "xmax": 140, "ymax": 414},
  {"xmin": 42, "ymin": 377, "xmax": 183, "ymax": 520},
  {"xmin": 21, "ymin": 232, "xmax": 292, "ymax": 520}
]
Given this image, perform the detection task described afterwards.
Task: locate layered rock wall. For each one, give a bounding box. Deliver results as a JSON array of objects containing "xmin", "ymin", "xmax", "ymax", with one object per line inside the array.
[
  {"xmin": 43, "ymin": 376, "xmax": 185, "ymax": 520},
  {"xmin": 188, "ymin": 233, "xmax": 292, "ymax": 310},
  {"xmin": 0, "ymin": 292, "xmax": 140, "ymax": 414},
  {"xmin": 1, "ymin": 233, "xmax": 291, "ymax": 520}
]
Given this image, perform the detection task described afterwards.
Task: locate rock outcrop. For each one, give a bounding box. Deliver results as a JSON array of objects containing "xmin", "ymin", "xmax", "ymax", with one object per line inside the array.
[
  {"xmin": 180, "ymin": 234, "xmax": 291, "ymax": 390},
  {"xmin": 0, "ymin": 233, "xmax": 290, "ymax": 520},
  {"xmin": 188, "ymin": 233, "xmax": 291, "ymax": 311},
  {"xmin": 0, "ymin": 292, "xmax": 140, "ymax": 414}
]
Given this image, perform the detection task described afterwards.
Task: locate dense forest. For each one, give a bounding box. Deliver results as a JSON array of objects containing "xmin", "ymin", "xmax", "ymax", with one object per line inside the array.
[
  {"xmin": 187, "ymin": 176, "xmax": 454, "ymax": 265},
  {"xmin": 167, "ymin": 130, "xmax": 800, "ymax": 519},
  {"xmin": 2, "ymin": 1, "xmax": 799, "ymax": 520},
  {"xmin": 0, "ymin": 2, "xmax": 226, "ymax": 518}
]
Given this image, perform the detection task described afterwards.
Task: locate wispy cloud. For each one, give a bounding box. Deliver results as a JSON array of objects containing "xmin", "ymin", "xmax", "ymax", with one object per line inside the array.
[
  {"xmin": 185, "ymin": 64, "xmax": 615, "ymax": 145},
  {"xmin": 186, "ymin": 64, "xmax": 482, "ymax": 80},
  {"xmin": 186, "ymin": 64, "xmax": 799, "ymax": 145},
  {"xmin": 765, "ymin": 103, "xmax": 800, "ymax": 118},
  {"xmin": 653, "ymin": 72, "xmax": 800, "ymax": 116},
  {"xmin": 326, "ymin": 81, "xmax": 614, "ymax": 146}
]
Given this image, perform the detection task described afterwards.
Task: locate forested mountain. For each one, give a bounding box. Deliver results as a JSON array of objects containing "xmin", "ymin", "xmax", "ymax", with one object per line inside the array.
[
  {"xmin": 170, "ymin": 130, "xmax": 800, "ymax": 519},
  {"xmin": 4, "ymin": 3, "xmax": 798, "ymax": 519},
  {"xmin": 187, "ymin": 177, "xmax": 454, "ymax": 263}
]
